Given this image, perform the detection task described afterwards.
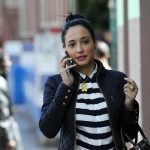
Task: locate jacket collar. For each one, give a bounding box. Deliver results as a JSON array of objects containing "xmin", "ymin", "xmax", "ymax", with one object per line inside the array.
[
  {"xmin": 70, "ymin": 59, "xmax": 106, "ymax": 85},
  {"xmin": 95, "ymin": 59, "xmax": 106, "ymax": 86}
]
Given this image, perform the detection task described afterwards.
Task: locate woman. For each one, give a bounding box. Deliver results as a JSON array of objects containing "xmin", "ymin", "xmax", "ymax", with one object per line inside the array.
[{"xmin": 39, "ymin": 13, "xmax": 139, "ymax": 150}]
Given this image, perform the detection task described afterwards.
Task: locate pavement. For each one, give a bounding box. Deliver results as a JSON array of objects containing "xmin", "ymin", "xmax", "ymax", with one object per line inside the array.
[{"xmin": 14, "ymin": 105, "xmax": 58, "ymax": 150}]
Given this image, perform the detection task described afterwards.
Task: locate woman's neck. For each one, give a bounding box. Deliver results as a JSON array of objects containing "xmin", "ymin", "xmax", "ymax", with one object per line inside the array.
[{"xmin": 76, "ymin": 61, "xmax": 95, "ymax": 76}]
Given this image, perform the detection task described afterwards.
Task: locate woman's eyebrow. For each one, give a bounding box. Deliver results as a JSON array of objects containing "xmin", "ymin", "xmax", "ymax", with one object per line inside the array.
[
  {"xmin": 66, "ymin": 36, "xmax": 90, "ymax": 43},
  {"xmin": 80, "ymin": 36, "xmax": 90, "ymax": 40},
  {"xmin": 67, "ymin": 40, "xmax": 75, "ymax": 44}
]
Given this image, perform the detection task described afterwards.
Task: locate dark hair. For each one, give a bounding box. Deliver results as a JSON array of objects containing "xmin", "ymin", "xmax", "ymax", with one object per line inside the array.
[{"xmin": 61, "ymin": 13, "xmax": 96, "ymax": 47}]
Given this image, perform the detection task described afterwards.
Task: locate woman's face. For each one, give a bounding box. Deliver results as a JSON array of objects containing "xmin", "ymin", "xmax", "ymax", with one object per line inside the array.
[{"xmin": 64, "ymin": 25, "xmax": 95, "ymax": 67}]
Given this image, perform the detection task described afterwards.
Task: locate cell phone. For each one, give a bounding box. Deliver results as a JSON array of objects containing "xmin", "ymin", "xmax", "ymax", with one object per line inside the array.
[{"xmin": 65, "ymin": 51, "xmax": 74, "ymax": 66}]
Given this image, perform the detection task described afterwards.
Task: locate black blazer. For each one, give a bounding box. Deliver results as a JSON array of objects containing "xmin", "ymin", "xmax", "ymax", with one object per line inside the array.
[{"xmin": 39, "ymin": 60, "xmax": 139, "ymax": 150}]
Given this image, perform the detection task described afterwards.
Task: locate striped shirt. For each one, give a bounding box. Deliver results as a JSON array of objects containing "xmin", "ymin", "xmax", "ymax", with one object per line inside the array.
[{"xmin": 75, "ymin": 65, "xmax": 115, "ymax": 150}]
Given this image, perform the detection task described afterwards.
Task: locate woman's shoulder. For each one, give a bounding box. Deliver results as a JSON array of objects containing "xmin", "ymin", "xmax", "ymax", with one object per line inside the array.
[
  {"xmin": 106, "ymin": 69, "xmax": 127, "ymax": 78},
  {"xmin": 45, "ymin": 74, "xmax": 62, "ymax": 85},
  {"xmin": 105, "ymin": 69, "xmax": 127, "ymax": 86}
]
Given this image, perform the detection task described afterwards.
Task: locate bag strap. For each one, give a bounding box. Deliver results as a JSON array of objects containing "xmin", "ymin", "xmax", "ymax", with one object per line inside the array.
[
  {"xmin": 124, "ymin": 132, "xmax": 138, "ymax": 147},
  {"xmin": 122, "ymin": 124, "xmax": 149, "ymax": 148},
  {"xmin": 137, "ymin": 124, "xmax": 147, "ymax": 139}
]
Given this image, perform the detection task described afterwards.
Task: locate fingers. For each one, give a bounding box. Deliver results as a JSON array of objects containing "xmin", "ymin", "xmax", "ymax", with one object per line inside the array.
[
  {"xmin": 123, "ymin": 78, "xmax": 138, "ymax": 101},
  {"xmin": 123, "ymin": 83, "xmax": 135, "ymax": 91},
  {"xmin": 60, "ymin": 57, "xmax": 76, "ymax": 73},
  {"xmin": 60, "ymin": 57, "xmax": 72, "ymax": 67},
  {"xmin": 64, "ymin": 63, "xmax": 76, "ymax": 71},
  {"xmin": 124, "ymin": 78, "xmax": 138, "ymax": 91},
  {"xmin": 59, "ymin": 56, "xmax": 75, "ymax": 87},
  {"xmin": 60, "ymin": 56, "xmax": 67, "ymax": 67},
  {"xmin": 124, "ymin": 78, "xmax": 136, "ymax": 86}
]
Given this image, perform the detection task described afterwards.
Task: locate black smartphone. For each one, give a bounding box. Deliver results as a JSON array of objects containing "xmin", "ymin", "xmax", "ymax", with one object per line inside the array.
[{"xmin": 65, "ymin": 51, "xmax": 74, "ymax": 66}]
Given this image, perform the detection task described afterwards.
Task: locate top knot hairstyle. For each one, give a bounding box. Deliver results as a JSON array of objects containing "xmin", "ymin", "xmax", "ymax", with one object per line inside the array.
[
  {"xmin": 65, "ymin": 13, "xmax": 84, "ymax": 23},
  {"xmin": 61, "ymin": 13, "xmax": 96, "ymax": 47}
]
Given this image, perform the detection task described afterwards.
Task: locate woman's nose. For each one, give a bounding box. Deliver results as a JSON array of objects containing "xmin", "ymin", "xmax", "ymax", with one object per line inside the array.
[{"xmin": 76, "ymin": 44, "xmax": 83, "ymax": 53}]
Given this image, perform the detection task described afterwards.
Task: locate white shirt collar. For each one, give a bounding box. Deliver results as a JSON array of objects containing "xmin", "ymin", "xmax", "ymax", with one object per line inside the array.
[{"xmin": 79, "ymin": 63, "xmax": 98, "ymax": 79}]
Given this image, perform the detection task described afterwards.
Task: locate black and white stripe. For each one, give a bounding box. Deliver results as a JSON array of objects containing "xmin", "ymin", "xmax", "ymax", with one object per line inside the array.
[{"xmin": 75, "ymin": 65, "xmax": 114, "ymax": 150}]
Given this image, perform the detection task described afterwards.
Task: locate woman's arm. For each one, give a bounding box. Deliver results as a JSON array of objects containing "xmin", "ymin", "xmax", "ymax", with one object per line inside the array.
[
  {"xmin": 123, "ymin": 100, "xmax": 139, "ymax": 140},
  {"xmin": 39, "ymin": 75, "xmax": 74, "ymax": 138},
  {"xmin": 119, "ymin": 75, "xmax": 139, "ymax": 140}
]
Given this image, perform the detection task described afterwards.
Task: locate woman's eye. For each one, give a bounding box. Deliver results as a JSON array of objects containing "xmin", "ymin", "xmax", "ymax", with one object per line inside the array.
[
  {"xmin": 82, "ymin": 40, "xmax": 89, "ymax": 44},
  {"xmin": 68, "ymin": 43, "xmax": 75, "ymax": 48}
]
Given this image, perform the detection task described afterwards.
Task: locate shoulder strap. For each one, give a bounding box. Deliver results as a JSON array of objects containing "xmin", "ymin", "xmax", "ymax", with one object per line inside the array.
[
  {"xmin": 137, "ymin": 124, "xmax": 147, "ymax": 139},
  {"xmin": 123, "ymin": 124, "xmax": 150, "ymax": 147}
]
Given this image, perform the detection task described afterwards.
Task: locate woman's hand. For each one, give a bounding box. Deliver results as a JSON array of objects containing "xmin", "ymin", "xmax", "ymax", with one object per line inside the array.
[
  {"xmin": 60, "ymin": 56, "xmax": 76, "ymax": 87},
  {"xmin": 123, "ymin": 78, "xmax": 138, "ymax": 110}
]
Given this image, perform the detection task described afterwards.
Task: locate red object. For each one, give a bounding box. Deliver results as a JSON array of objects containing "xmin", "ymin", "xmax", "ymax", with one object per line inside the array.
[{"xmin": 50, "ymin": 27, "xmax": 62, "ymax": 33}]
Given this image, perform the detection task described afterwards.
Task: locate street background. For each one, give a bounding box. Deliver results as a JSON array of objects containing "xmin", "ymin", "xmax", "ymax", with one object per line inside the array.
[{"xmin": 14, "ymin": 105, "xmax": 58, "ymax": 150}]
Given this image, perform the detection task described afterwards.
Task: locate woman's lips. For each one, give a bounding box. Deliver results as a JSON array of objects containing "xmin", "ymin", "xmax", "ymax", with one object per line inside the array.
[{"xmin": 76, "ymin": 55, "xmax": 86, "ymax": 61}]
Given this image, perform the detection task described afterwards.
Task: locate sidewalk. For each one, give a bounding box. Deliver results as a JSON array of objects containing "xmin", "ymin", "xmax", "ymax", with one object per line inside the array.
[{"xmin": 14, "ymin": 105, "xmax": 58, "ymax": 150}]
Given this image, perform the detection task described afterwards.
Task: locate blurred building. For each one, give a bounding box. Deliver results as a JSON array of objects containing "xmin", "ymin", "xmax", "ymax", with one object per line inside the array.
[
  {"xmin": 19, "ymin": 0, "xmax": 76, "ymax": 38},
  {"xmin": 19, "ymin": 0, "xmax": 76, "ymax": 39},
  {"xmin": 116, "ymin": 0, "xmax": 150, "ymax": 138},
  {"xmin": 0, "ymin": 0, "xmax": 76, "ymax": 40},
  {"xmin": 0, "ymin": 0, "xmax": 19, "ymax": 40}
]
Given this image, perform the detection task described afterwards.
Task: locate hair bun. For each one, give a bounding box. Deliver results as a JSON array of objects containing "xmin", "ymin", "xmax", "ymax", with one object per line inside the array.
[{"xmin": 66, "ymin": 13, "xmax": 84, "ymax": 23}]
